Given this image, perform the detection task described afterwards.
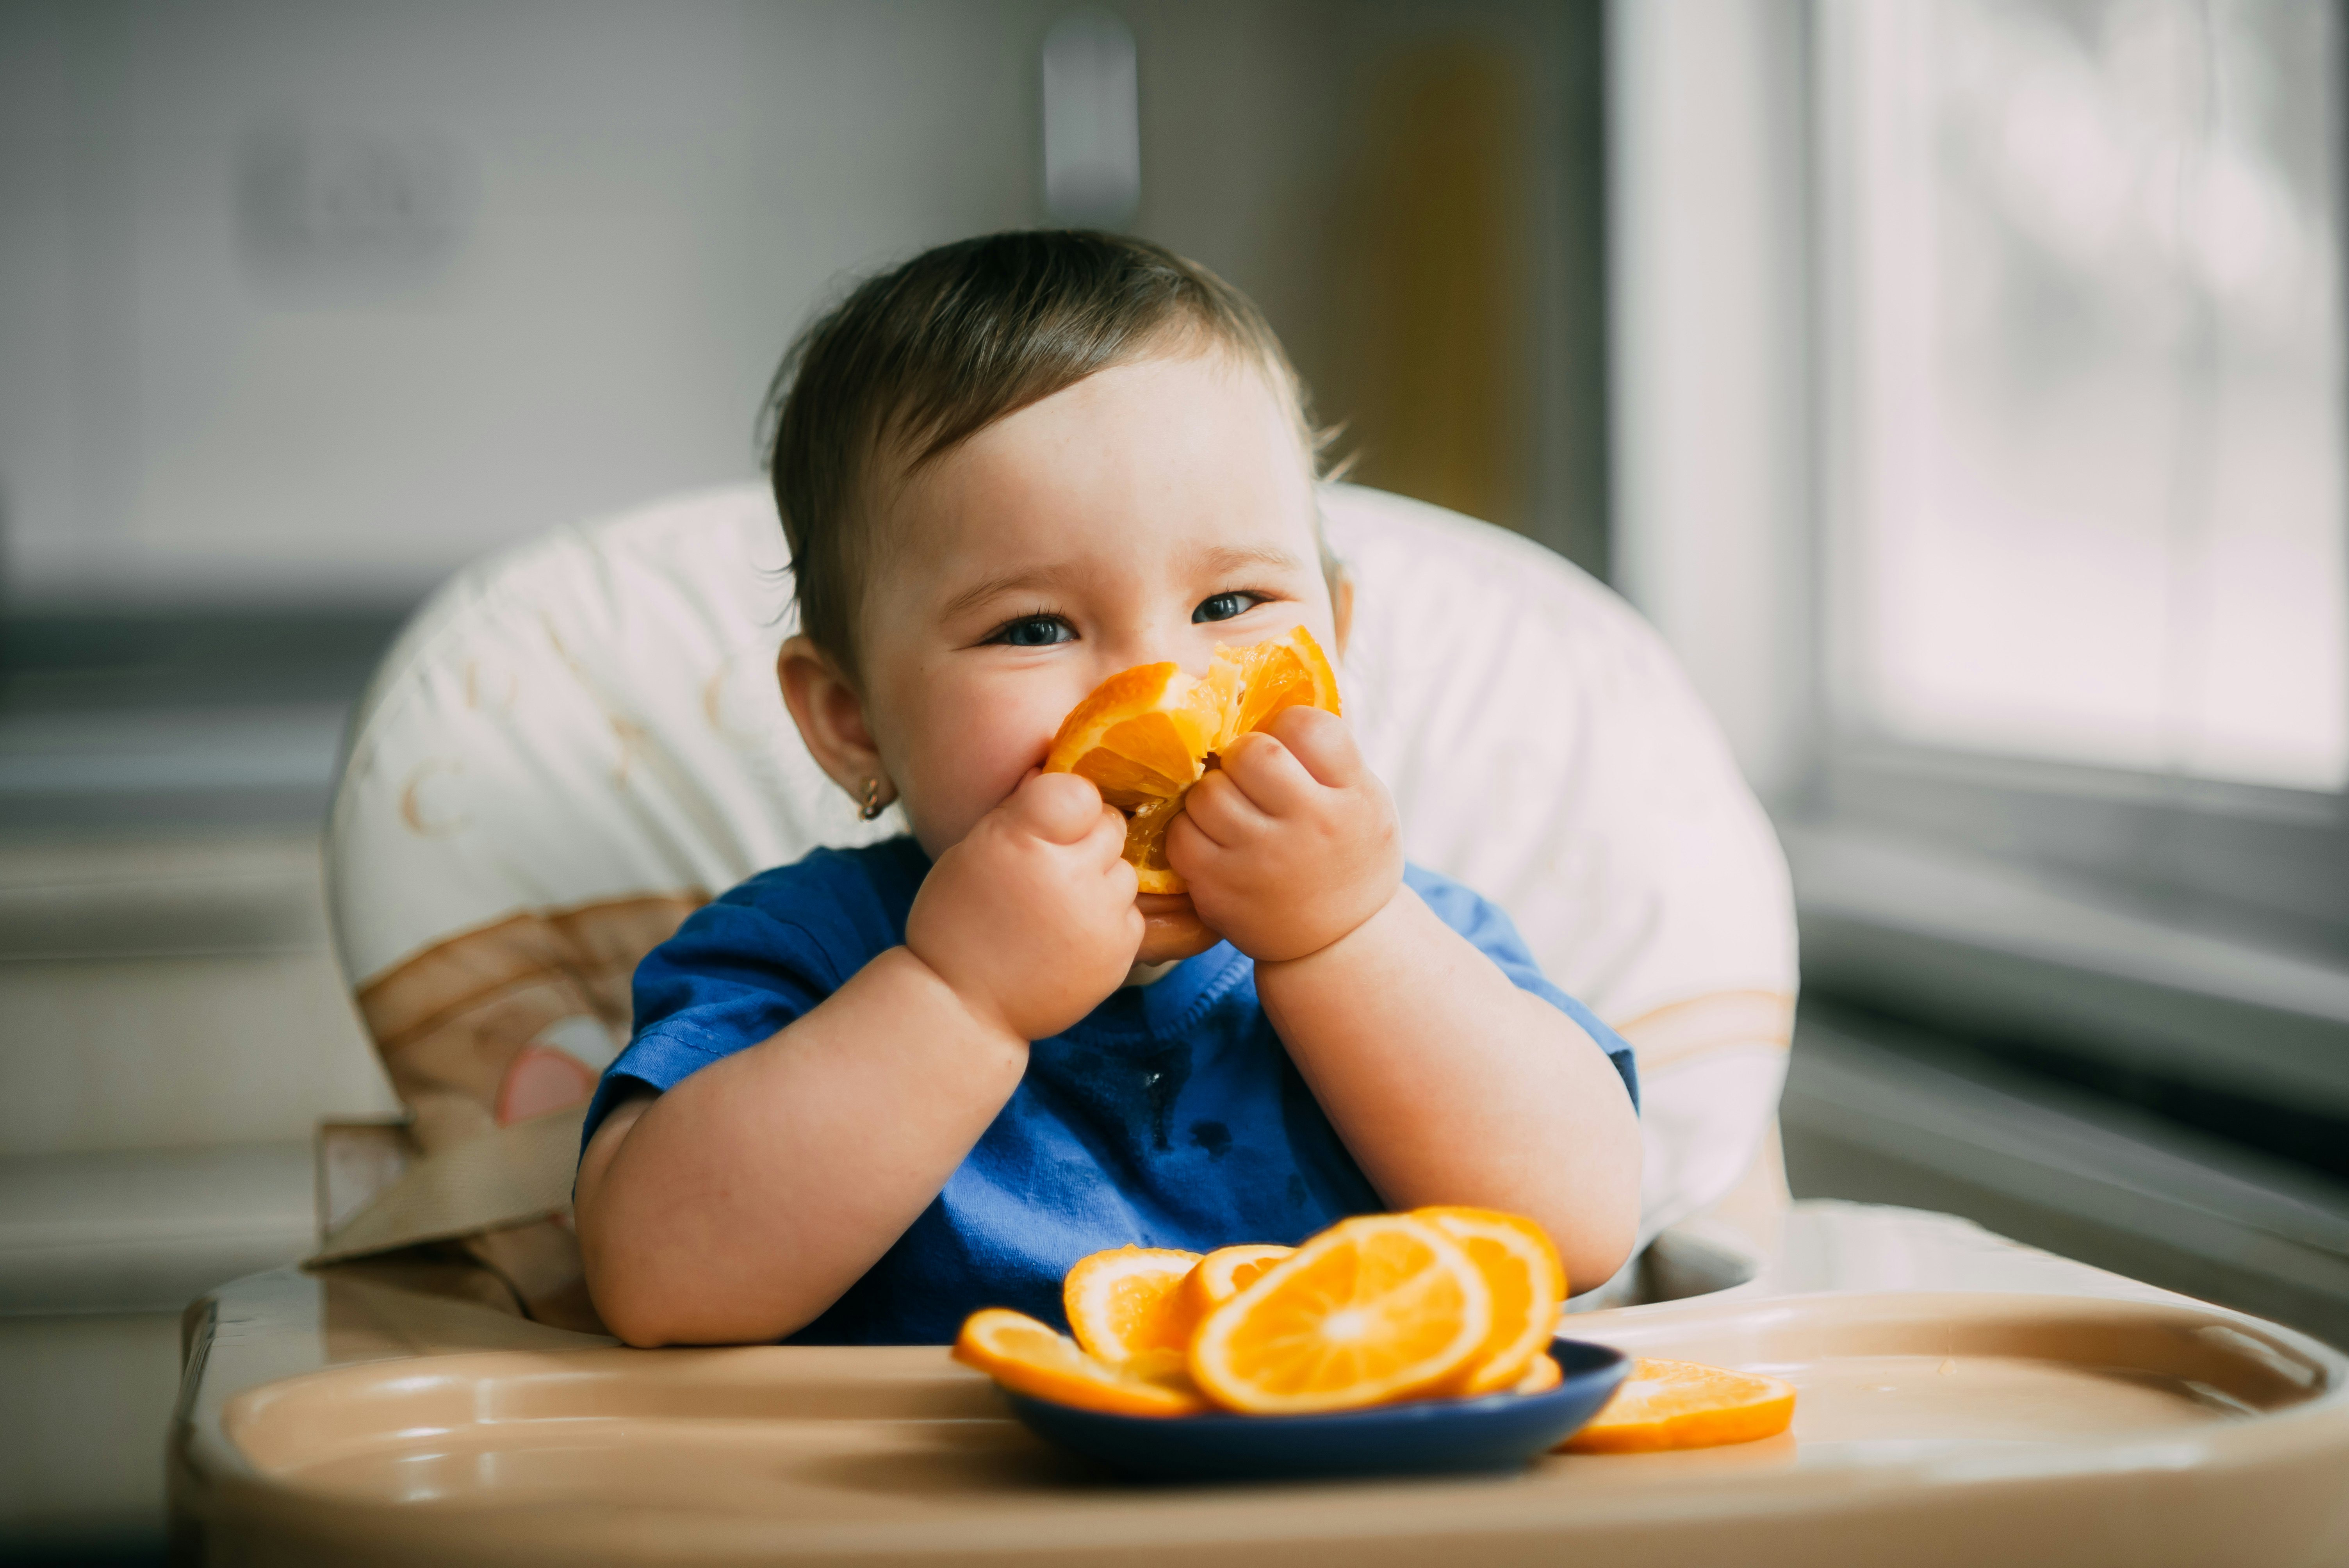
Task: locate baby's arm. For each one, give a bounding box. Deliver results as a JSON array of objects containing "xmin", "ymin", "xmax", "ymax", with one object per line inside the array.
[
  {"xmin": 1168, "ymin": 709, "xmax": 1641, "ymax": 1289},
  {"xmin": 576, "ymin": 775, "xmax": 1141, "ymax": 1346},
  {"xmin": 1254, "ymin": 890, "xmax": 1640, "ymax": 1288}
]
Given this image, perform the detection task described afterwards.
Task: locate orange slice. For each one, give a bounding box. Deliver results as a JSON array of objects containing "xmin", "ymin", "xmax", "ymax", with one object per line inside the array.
[
  {"xmin": 1174, "ymin": 1243, "xmax": 1295, "ymax": 1331},
  {"xmin": 1218, "ymin": 628, "xmax": 1343, "ymax": 747},
  {"xmin": 1167, "ymin": 1244, "xmax": 1294, "ymax": 1348},
  {"xmin": 1513, "ymin": 1352, "xmax": 1563, "ymax": 1396},
  {"xmin": 1063, "ymin": 1245, "xmax": 1202, "ymax": 1362},
  {"xmin": 1044, "ymin": 627, "xmax": 1340, "ymax": 894},
  {"xmin": 1559, "ymin": 1357, "xmax": 1796, "ymax": 1452},
  {"xmin": 1417, "ymin": 1207, "xmax": 1567, "ymax": 1395},
  {"xmin": 1187, "ymin": 1213, "xmax": 1491, "ymax": 1415},
  {"xmin": 953, "ymin": 1308, "xmax": 1207, "ymax": 1417},
  {"xmin": 1044, "ymin": 662, "xmax": 1221, "ymax": 812}
]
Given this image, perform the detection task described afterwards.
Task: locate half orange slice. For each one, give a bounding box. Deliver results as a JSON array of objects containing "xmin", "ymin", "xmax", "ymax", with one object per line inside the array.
[
  {"xmin": 1062, "ymin": 1245, "xmax": 1201, "ymax": 1362},
  {"xmin": 1559, "ymin": 1357, "xmax": 1796, "ymax": 1452},
  {"xmin": 1187, "ymin": 1213, "xmax": 1491, "ymax": 1415},
  {"xmin": 953, "ymin": 1308, "xmax": 1207, "ymax": 1417},
  {"xmin": 1044, "ymin": 627, "xmax": 1340, "ymax": 893},
  {"xmin": 1417, "ymin": 1206, "xmax": 1567, "ymax": 1396},
  {"xmin": 1174, "ymin": 1243, "xmax": 1296, "ymax": 1330},
  {"xmin": 1164, "ymin": 1243, "xmax": 1295, "ymax": 1350},
  {"xmin": 1216, "ymin": 629, "xmax": 1343, "ymax": 748}
]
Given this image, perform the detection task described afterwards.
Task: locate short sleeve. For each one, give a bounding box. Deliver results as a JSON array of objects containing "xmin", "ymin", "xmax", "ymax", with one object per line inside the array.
[
  {"xmin": 578, "ymin": 843, "xmax": 924, "ymax": 1150},
  {"xmin": 577, "ymin": 901, "xmax": 836, "ymax": 1146},
  {"xmin": 1405, "ymin": 864, "xmax": 1640, "ymax": 1111}
]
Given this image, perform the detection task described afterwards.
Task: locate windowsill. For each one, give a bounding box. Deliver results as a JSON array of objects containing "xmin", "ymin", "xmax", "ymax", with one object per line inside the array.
[
  {"xmin": 1778, "ymin": 819, "xmax": 2349, "ymax": 1343},
  {"xmin": 0, "ymin": 701, "xmax": 353, "ymax": 833},
  {"xmin": 0, "ymin": 1142, "xmax": 315, "ymax": 1315},
  {"xmin": 1778, "ymin": 819, "xmax": 2349, "ymax": 1121},
  {"xmin": 0, "ymin": 605, "xmax": 408, "ymax": 834},
  {"xmin": 1782, "ymin": 1001, "xmax": 2349, "ymax": 1346}
]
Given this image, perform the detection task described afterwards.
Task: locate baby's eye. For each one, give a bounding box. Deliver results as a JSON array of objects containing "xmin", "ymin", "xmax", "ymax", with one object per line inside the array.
[
  {"xmin": 1192, "ymin": 591, "xmax": 1263, "ymax": 624},
  {"xmin": 989, "ymin": 614, "xmax": 1076, "ymax": 647}
]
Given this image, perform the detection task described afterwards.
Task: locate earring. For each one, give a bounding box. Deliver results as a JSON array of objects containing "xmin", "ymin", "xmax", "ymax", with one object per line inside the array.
[{"xmin": 859, "ymin": 777, "xmax": 889, "ymax": 821}]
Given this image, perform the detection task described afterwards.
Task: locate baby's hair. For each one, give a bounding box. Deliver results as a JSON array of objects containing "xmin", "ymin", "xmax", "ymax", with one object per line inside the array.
[{"xmin": 762, "ymin": 229, "xmax": 1333, "ymax": 680}]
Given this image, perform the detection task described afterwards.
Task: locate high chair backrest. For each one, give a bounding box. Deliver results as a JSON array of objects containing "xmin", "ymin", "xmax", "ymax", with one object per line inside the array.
[{"xmin": 320, "ymin": 483, "xmax": 1795, "ymax": 1324}]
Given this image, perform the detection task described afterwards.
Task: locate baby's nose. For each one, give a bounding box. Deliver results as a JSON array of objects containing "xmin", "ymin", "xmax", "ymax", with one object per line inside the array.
[{"xmin": 1096, "ymin": 627, "xmax": 1208, "ymax": 678}]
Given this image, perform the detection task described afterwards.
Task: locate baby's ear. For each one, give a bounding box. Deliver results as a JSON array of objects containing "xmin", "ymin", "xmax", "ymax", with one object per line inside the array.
[
  {"xmin": 1330, "ymin": 565, "xmax": 1356, "ymax": 660},
  {"xmin": 777, "ymin": 635, "xmax": 886, "ymax": 803}
]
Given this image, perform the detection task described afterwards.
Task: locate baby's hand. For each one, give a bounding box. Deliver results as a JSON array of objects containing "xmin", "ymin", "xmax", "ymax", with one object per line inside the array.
[
  {"xmin": 1164, "ymin": 707, "xmax": 1403, "ymax": 964},
  {"xmin": 906, "ymin": 772, "xmax": 1142, "ymax": 1041}
]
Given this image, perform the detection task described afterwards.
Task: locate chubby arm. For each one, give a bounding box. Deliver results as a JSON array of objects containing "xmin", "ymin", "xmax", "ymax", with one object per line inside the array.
[
  {"xmin": 1168, "ymin": 709, "xmax": 1641, "ymax": 1290},
  {"xmin": 576, "ymin": 775, "xmax": 1141, "ymax": 1346},
  {"xmin": 577, "ymin": 948, "xmax": 1026, "ymax": 1345},
  {"xmin": 1255, "ymin": 891, "xmax": 1640, "ymax": 1289}
]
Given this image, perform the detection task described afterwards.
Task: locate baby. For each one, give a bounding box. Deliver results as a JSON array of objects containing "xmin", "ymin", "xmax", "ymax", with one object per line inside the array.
[{"xmin": 574, "ymin": 231, "xmax": 1641, "ymax": 1346}]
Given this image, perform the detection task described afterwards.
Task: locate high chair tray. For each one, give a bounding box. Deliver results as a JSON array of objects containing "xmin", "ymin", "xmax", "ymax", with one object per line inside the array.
[{"xmin": 191, "ymin": 1284, "xmax": 2349, "ymax": 1567}]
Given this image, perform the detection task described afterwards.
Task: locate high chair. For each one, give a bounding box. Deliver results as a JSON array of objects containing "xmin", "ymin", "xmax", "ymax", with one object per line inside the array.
[
  {"xmin": 168, "ymin": 485, "xmax": 2349, "ymax": 1565},
  {"xmin": 305, "ymin": 480, "xmax": 1802, "ymax": 1320}
]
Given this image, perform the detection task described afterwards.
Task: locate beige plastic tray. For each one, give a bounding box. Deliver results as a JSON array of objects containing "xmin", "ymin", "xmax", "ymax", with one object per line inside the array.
[{"xmin": 196, "ymin": 1286, "xmax": 2349, "ymax": 1567}]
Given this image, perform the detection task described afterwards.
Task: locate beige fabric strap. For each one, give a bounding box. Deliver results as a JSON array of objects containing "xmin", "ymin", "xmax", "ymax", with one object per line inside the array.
[{"xmin": 310, "ymin": 1104, "xmax": 587, "ymax": 1265}]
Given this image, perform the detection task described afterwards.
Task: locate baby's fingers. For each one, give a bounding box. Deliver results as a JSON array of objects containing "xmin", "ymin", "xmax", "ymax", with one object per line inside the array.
[
  {"xmin": 1162, "ymin": 807, "xmax": 1221, "ymax": 878},
  {"xmin": 1089, "ymin": 799, "xmax": 1135, "ymax": 866},
  {"xmin": 1257, "ymin": 706, "xmax": 1363, "ymax": 787},
  {"xmin": 1177, "ymin": 768, "xmax": 1262, "ymax": 846},
  {"xmin": 1214, "ymin": 730, "xmax": 1320, "ymax": 816},
  {"xmin": 1010, "ymin": 771, "xmax": 1109, "ymax": 844}
]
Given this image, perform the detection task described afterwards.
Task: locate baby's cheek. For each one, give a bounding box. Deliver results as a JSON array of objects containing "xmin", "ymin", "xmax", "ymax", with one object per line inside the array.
[{"xmin": 889, "ymin": 683, "xmax": 1061, "ymax": 851}]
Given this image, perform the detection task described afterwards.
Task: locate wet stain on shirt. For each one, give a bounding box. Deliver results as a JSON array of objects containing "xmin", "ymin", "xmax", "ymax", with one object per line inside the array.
[
  {"xmin": 1142, "ymin": 1045, "xmax": 1192, "ymax": 1151},
  {"xmin": 1101, "ymin": 1041, "xmax": 1191, "ymax": 1153},
  {"xmin": 1189, "ymin": 1119, "xmax": 1233, "ymax": 1159},
  {"xmin": 1047, "ymin": 1040, "xmax": 1196, "ymax": 1154}
]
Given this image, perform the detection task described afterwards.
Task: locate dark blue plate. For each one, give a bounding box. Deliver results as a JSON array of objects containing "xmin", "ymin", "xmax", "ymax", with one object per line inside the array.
[{"xmin": 1002, "ymin": 1336, "xmax": 1629, "ymax": 1482}]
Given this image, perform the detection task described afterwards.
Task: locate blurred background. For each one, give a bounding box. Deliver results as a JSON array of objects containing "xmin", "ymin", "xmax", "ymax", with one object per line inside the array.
[{"xmin": 5, "ymin": 0, "xmax": 2349, "ymax": 1559}]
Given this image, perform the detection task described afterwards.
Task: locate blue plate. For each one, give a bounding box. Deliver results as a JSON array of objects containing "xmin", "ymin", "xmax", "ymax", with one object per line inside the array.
[{"xmin": 1002, "ymin": 1336, "xmax": 1629, "ymax": 1482}]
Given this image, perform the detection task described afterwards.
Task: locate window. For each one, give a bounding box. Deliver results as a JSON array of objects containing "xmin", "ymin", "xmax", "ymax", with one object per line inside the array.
[
  {"xmin": 1823, "ymin": 0, "xmax": 2346, "ymax": 791},
  {"xmin": 1816, "ymin": 0, "xmax": 2349, "ymax": 936}
]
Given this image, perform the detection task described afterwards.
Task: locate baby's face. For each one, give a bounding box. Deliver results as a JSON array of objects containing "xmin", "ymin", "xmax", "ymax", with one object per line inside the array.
[{"xmin": 858, "ymin": 349, "xmax": 1338, "ymax": 913}]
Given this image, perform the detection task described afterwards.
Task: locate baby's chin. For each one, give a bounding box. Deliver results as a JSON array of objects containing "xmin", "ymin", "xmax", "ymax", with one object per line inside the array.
[{"xmin": 1135, "ymin": 892, "xmax": 1219, "ymax": 965}]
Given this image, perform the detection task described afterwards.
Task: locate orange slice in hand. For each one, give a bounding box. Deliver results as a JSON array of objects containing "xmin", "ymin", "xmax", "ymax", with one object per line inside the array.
[
  {"xmin": 1044, "ymin": 626, "xmax": 1340, "ymax": 894},
  {"xmin": 954, "ymin": 1308, "xmax": 1207, "ymax": 1417},
  {"xmin": 1559, "ymin": 1357, "xmax": 1796, "ymax": 1452},
  {"xmin": 1218, "ymin": 628, "xmax": 1344, "ymax": 746},
  {"xmin": 1063, "ymin": 1245, "xmax": 1202, "ymax": 1361},
  {"xmin": 1417, "ymin": 1207, "xmax": 1567, "ymax": 1396},
  {"xmin": 1187, "ymin": 1213, "xmax": 1492, "ymax": 1415}
]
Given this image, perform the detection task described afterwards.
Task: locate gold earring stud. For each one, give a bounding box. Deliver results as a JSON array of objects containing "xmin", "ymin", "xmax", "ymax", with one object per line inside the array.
[{"xmin": 859, "ymin": 777, "xmax": 888, "ymax": 821}]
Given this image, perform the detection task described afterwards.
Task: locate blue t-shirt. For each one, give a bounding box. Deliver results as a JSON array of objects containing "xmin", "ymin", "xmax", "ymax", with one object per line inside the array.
[{"xmin": 583, "ymin": 837, "xmax": 1637, "ymax": 1344}]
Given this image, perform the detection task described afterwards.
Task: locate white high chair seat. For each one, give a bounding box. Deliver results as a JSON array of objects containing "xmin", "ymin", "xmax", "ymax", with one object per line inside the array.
[{"xmin": 321, "ymin": 483, "xmax": 1795, "ymax": 1319}]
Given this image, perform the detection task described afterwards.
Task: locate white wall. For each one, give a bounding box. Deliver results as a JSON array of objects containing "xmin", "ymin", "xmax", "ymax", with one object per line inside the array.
[
  {"xmin": 0, "ymin": 0, "xmax": 1062, "ymax": 604},
  {"xmin": 0, "ymin": 0, "xmax": 1591, "ymax": 608}
]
